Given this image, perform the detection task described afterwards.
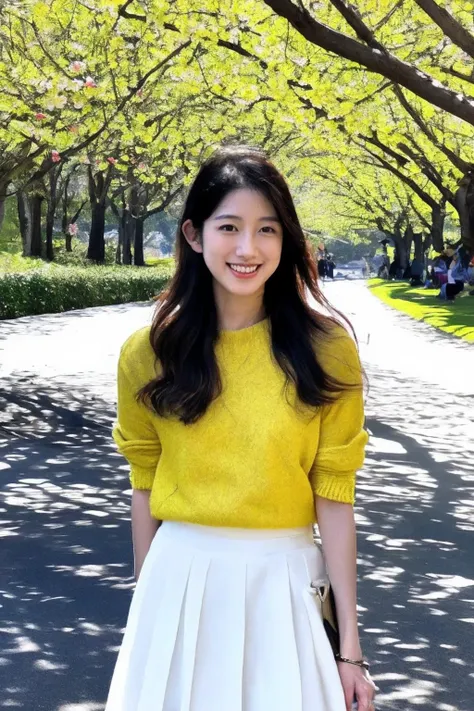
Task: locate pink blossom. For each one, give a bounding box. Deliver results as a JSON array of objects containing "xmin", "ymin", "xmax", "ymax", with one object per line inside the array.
[
  {"xmin": 35, "ymin": 112, "xmax": 46, "ymax": 120},
  {"xmin": 107, "ymin": 157, "xmax": 117, "ymax": 165},
  {"xmin": 51, "ymin": 150, "xmax": 61, "ymax": 163},
  {"xmin": 67, "ymin": 223, "xmax": 79, "ymax": 236},
  {"xmin": 68, "ymin": 125, "xmax": 79, "ymax": 133},
  {"xmin": 138, "ymin": 162, "xmax": 146, "ymax": 170},
  {"xmin": 70, "ymin": 61, "xmax": 86, "ymax": 73},
  {"xmin": 84, "ymin": 76, "xmax": 97, "ymax": 88}
]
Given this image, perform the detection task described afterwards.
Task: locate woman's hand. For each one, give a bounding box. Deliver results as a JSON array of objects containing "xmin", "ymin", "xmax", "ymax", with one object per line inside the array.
[{"xmin": 337, "ymin": 660, "xmax": 377, "ymax": 710}]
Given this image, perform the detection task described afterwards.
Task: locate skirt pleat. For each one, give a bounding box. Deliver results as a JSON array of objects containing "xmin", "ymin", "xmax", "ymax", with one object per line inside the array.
[
  {"xmin": 176, "ymin": 555, "xmax": 210, "ymax": 711},
  {"xmin": 243, "ymin": 556, "xmax": 303, "ymax": 710},
  {"xmin": 137, "ymin": 548, "xmax": 191, "ymax": 710},
  {"xmin": 105, "ymin": 522, "xmax": 347, "ymax": 711}
]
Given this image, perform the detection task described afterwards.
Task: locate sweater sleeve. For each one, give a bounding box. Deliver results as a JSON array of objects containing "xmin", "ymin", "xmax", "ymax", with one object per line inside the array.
[
  {"xmin": 309, "ymin": 329, "xmax": 368, "ymax": 504},
  {"xmin": 112, "ymin": 336, "xmax": 162, "ymax": 490}
]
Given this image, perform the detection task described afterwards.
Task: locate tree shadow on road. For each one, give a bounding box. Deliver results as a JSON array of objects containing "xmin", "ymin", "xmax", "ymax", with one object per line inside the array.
[
  {"xmin": 0, "ymin": 379, "xmax": 133, "ymax": 711},
  {"xmin": 1, "ymin": 364, "xmax": 473, "ymax": 711},
  {"xmin": 356, "ymin": 367, "xmax": 474, "ymax": 711}
]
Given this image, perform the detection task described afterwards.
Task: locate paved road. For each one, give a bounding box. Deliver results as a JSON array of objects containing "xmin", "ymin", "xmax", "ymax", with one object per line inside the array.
[{"xmin": 0, "ymin": 282, "xmax": 473, "ymax": 711}]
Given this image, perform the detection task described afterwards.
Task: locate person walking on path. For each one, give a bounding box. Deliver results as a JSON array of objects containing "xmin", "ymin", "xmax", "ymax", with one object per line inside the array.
[{"xmin": 105, "ymin": 146, "xmax": 376, "ymax": 711}]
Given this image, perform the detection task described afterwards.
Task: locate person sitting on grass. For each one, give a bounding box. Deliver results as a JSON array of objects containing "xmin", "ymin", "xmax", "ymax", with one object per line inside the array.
[
  {"xmin": 440, "ymin": 251, "xmax": 468, "ymax": 302},
  {"xmin": 409, "ymin": 258, "xmax": 424, "ymax": 287},
  {"xmin": 431, "ymin": 254, "xmax": 448, "ymax": 288}
]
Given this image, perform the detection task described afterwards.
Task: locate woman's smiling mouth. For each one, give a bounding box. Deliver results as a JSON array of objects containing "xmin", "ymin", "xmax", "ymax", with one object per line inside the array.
[{"xmin": 227, "ymin": 263, "xmax": 262, "ymax": 277}]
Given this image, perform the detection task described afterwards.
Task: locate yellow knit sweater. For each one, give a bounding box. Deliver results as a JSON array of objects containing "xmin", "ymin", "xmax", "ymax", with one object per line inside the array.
[{"xmin": 113, "ymin": 319, "xmax": 368, "ymax": 528}]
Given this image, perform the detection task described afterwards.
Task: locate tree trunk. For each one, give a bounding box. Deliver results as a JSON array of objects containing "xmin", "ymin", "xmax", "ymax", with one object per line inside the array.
[
  {"xmin": 389, "ymin": 223, "xmax": 409, "ymax": 272},
  {"xmin": 413, "ymin": 232, "xmax": 424, "ymax": 262},
  {"xmin": 17, "ymin": 192, "xmax": 32, "ymax": 256},
  {"xmin": 0, "ymin": 197, "xmax": 5, "ymax": 233},
  {"xmin": 62, "ymin": 175, "xmax": 72, "ymax": 251},
  {"xmin": 430, "ymin": 203, "xmax": 445, "ymax": 251},
  {"xmin": 45, "ymin": 202, "xmax": 55, "ymax": 261},
  {"xmin": 454, "ymin": 171, "xmax": 474, "ymax": 252},
  {"xmin": 403, "ymin": 225, "xmax": 414, "ymax": 265},
  {"xmin": 87, "ymin": 168, "xmax": 107, "ymax": 262},
  {"xmin": 87, "ymin": 202, "xmax": 106, "ymax": 262},
  {"xmin": 123, "ymin": 209, "xmax": 133, "ymax": 265},
  {"xmin": 115, "ymin": 213, "xmax": 123, "ymax": 265},
  {"xmin": 134, "ymin": 218, "xmax": 145, "ymax": 266},
  {"xmin": 0, "ymin": 179, "xmax": 10, "ymax": 233},
  {"xmin": 30, "ymin": 195, "xmax": 44, "ymax": 258}
]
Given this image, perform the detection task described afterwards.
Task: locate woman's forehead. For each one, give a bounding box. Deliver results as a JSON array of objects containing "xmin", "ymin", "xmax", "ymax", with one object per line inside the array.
[{"xmin": 213, "ymin": 188, "xmax": 278, "ymax": 217}]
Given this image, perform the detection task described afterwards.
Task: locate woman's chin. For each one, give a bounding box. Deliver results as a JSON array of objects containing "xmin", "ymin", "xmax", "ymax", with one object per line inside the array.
[{"xmin": 213, "ymin": 274, "xmax": 266, "ymax": 298}]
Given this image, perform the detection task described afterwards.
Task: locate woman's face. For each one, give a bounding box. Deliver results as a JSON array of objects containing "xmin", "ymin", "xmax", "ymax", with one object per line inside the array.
[{"xmin": 184, "ymin": 188, "xmax": 283, "ymax": 301}]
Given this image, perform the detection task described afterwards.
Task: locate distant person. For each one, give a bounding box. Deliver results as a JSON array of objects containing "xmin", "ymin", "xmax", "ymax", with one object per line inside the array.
[
  {"xmin": 373, "ymin": 253, "xmax": 387, "ymax": 278},
  {"xmin": 105, "ymin": 146, "xmax": 375, "ymax": 711},
  {"xmin": 445, "ymin": 252, "xmax": 467, "ymax": 301},
  {"xmin": 409, "ymin": 258, "xmax": 424, "ymax": 287},
  {"xmin": 388, "ymin": 257, "xmax": 399, "ymax": 280},
  {"xmin": 317, "ymin": 254, "xmax": 327, "ymax": 280},
  {"xmin": 327, "ymin": 255, "xmax": 335, "ymax": 280},
  {"xmin": 432, "ymin": 254, "xmax": 448, "ymax": 288}
]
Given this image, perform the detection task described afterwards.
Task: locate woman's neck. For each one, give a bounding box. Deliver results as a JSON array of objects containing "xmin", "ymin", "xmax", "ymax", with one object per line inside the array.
[{"xmin": 214, "ymin": 288, "xmax": 266, "ymax": 332}]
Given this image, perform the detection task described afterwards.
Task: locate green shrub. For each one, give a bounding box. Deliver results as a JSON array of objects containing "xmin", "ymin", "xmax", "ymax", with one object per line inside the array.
[
  {"xmin": 0, "ymin": 253, "xmax": 45, "ymax": 273},
  {"xmin": 0, "ymin": 263, "xmax": 174, "ymax": 319}
]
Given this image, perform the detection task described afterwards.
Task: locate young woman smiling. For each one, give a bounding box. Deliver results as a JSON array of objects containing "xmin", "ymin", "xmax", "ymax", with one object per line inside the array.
[{"xmin": 106, "ymin": 146, "xmax": 376, "ymax": 711}]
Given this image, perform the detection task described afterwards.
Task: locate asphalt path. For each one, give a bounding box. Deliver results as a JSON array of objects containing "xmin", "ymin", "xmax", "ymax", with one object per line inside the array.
[{"xmin": 0, "ymin": 281, "xmax": 473, "ymax": 711}]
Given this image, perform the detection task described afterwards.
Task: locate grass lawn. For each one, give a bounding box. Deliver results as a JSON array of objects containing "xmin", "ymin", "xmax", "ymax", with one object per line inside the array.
[{"xmin": 368, "ymin": 278, "xmax": 474, "ymax": 343}]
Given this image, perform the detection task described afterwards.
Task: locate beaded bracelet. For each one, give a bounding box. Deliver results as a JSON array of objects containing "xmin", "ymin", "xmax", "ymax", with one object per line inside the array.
[{"xmin": 335, "ymin": 654, "xmax": 370, "ymax": 671}]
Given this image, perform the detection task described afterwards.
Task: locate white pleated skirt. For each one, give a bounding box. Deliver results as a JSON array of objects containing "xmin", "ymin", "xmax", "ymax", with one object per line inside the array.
[{"xmin": 105, "ymin": 522, "xmax": 346, "ymax": 711}]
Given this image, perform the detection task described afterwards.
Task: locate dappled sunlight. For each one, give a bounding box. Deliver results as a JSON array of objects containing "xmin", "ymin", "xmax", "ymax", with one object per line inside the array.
[
  {"xmin": 1, "ymin": 288, "xmax": 473, "ymax": 710},
  {"xmin": 0, "ymin": 376, "xmax": 134, "ymax": 711},
  {"xmin": 353, "ymin": 363, "xmax": 474, "ymax": 710}
]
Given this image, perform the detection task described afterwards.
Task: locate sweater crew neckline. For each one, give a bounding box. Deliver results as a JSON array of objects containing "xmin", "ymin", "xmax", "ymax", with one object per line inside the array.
[{"xmin": 218, "ymin": 317, "xmax": 269, "ymax": 342}]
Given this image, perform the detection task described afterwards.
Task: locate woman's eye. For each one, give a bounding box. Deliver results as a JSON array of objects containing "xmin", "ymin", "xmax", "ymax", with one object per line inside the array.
[
  {"xmin": 261, "ymin": 225, "xmax": 276, "ymax": 233},
  {"xmin": 219, "ymin": 224, "xmax": 237, "ymax": 232}
]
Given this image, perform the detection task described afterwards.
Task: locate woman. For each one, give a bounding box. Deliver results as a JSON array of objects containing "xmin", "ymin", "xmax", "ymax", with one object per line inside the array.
[{"xmin": 106, "ymin": 146, "xmax": 376, "ymax": 711}]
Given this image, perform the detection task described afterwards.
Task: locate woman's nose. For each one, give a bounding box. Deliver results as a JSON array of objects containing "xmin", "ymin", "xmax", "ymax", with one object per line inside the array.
[{"xmin": 235, "ymin": 231, "xmax": 258, "ymax": 257}]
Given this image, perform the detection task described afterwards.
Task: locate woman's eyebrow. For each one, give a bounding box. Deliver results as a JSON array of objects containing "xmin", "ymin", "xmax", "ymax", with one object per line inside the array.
[{"xmin": 213, "ymin": 214, "xmax": 280, "ymax": 221}]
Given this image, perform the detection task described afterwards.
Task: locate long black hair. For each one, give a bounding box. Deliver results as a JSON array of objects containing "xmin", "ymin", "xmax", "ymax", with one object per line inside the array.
[{"xmin": 139, "ymin": 145, "xmax": 358, "ymax": 424}]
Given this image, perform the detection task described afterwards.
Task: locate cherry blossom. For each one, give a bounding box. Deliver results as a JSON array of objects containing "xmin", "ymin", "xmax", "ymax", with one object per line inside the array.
[
  {"xmin": 51, "ymin": 150, "xmax": 61, "ymax": 163},
  {"xmin": 84, "ymin": 76, "xmax": 97, "ymax": 88},
  {"xmin": 69, "ymin": 61, "xmax": 86, "ymax": 73},
  {"xmin": 107, "ymin": 157, "xmax": 117, "ymax": 165},
  {"xmin": 35, "ymin": 113, "xmax": 46, "ymax": 120}
]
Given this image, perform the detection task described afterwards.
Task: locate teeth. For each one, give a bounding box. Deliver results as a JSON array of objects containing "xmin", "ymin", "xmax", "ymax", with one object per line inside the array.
[{"xmin": 229, "ymin": 264, "xmax": 259, "ymax": 274}]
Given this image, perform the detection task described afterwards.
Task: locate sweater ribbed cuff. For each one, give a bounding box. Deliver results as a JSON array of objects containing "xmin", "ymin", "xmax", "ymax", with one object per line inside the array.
[
  {"xmin": 312, "ymin": 473, "xmax": 356, "ymax": 504},
  {"xmin": 129, "ymin": 465, "xmax": 156, "ymax": 490}
]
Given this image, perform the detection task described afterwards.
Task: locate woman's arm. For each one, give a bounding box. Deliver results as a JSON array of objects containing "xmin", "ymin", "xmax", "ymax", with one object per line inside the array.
[
  {"xmin": 131, "ymin": 490, "xmax": 161, "ymax": 581},
  {"xmin": 316, "ymin": 497, "xmax": 377, "ymax": 711},
  {"xmin": 315, "ymin": 496, "xmax": 361, "ymax": 659}
]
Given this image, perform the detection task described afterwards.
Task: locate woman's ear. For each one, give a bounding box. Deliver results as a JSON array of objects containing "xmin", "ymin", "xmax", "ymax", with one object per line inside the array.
[{"xmin": 182, "ymin": 219, "xmax": 203, "ymax": 254}]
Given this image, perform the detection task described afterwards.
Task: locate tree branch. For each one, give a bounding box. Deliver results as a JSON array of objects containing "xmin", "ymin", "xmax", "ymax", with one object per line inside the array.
[
  {"xmin": 392, "ymin": 84, "xmax": 472, "ymax": 173},
  {"xmin": 361, "ymin": 144, "xmax": 439, "ymax": 209},
  {"xmin": 118, "ymin": 0, "xmax": 146, "ymax": 22},
  {"xmin": 144, "ymin": 184, "xmax": 184, "ymax": 219},
  {"xmin": 262, "ymin": 0, "xmax": 474, "ymax": 125},
  {"xmin": 413, "ymin": 0, "xmax": 474, "ymax": 59}
]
